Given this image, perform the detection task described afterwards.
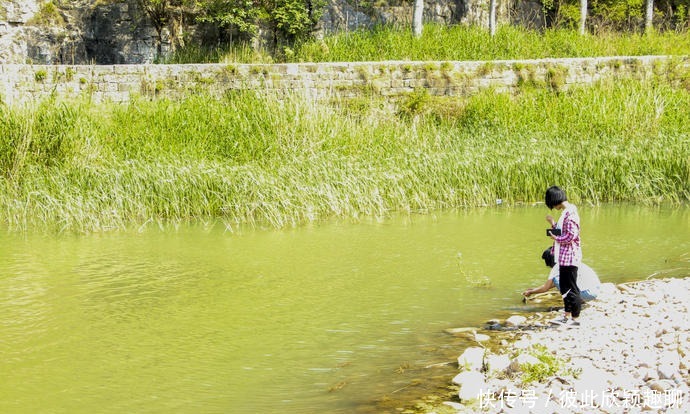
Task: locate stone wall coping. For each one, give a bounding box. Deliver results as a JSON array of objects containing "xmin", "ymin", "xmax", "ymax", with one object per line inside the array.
[
  {"xmin": 0, "ymin": 55, "xmax": 685, "ymax": 69},
  {"xmin": 1, "ymin": 55, "xmax": 687, "ymax": 106}
]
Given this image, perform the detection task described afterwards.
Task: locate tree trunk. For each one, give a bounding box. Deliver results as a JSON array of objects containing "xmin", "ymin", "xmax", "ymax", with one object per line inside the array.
[
  {"xmin": 645, "ymin": 0, "xmax": 654, "ymax": 33},
  {"xmin": 412, "ymin": 0, "xmax": 424, "ymax": 38},
  {"xmin": 157, "ymin": 33, "xmax": 164, "ymax": 61},
  {"xmin": 579, "ymin": 0, "xmax": 587, "ymax": 35},
  {"xmin": 489, "ymin": 0, "xmax": 496, "ymax": 36}
]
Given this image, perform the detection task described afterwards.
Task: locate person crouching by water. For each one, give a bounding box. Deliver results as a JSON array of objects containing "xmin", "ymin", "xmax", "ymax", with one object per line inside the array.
[
  {"xmin": 523, "ymin": 247, "xmax": 601, "ymax": 303},
  {"xmin": 542, "ymin": 186, "xmax": 583, "ymax": 327}
]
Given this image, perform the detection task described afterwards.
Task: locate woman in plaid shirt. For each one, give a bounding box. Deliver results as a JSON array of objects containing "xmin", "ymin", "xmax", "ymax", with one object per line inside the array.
[{"xmin": 545, "ymin": 186, "xmax": 583, "ymax": 327}]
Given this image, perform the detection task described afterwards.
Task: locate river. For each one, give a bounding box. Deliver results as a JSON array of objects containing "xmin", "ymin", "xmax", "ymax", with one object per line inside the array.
[{"xmin": 1, "ymin": 204, "xmax": 688, "ymax": 413}]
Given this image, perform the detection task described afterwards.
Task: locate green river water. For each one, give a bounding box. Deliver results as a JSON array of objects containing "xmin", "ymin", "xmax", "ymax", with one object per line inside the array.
[{"xmin": 1, "ymin": 204, "xmax": 688, "ymax": 413}]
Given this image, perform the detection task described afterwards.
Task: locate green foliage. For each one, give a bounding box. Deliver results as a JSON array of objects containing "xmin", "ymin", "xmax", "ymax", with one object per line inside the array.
[
  {"xmin": 170, "ymin": 22, "xmax": 689, "ymax": 64},
  {"xmin": 519, "ymin": 344, "xmax": 583, "ymax": 384},
  {"xmin": 163, "ymin": 42, "xmax": 275, "ymax": 64},
  {"xmin": 26, "ymin": 102, "xmax": 77, "ymax": 167},
  {"xmin": 520, "ymin": 345, "xmax": 563, "ymax": 384},
  {"xmin": 197, "ymin": 0, "xmax": 326, "ymax": 44},
  {"xmin": 397, "ymin": 87, "xmax": 430, "ymax": 118},
  {"xmin": 198, "ymin": 0, "xmax": 261, "ymax": 36},
  {"xmin": 64, "ymin": 67, "xmax": 76, "ymax": 82},
  {"xmin": 546, "ymin": 64, "xmax": 568, "ymax": 91},
  {"xmin": 556, "ymin": 2, "xmax": 581, "ymax": 30},
  {"xmin": 28, "ymin": 1, "xmax": 65, "ymax": 27},
  {"xmin": 457, "ymin": 90, "xmax": 513, "ymax": 130},
  {"xmin": 676, "ymin": 5, "xmax": 689, "ymax": 28},
  {"xmin": 0, "ymin": 75, "xmax": 688, "ymax": 232},
  {"xmin": 550, "ymin": 0, "xmax": 690, "ymax": 32},
  {"xmin": 34, "ymin": 70, "xmax": 48, "ymax": 82},
  {"xmin": 476, "ymin": 62, "xmax": 495, "ymax": 77},
  {"xmin": 0, "ymin": 107, "xmax": 21, "ymax": 175},
  {"xmin": 0, "ymin": 100, "xmax": 78, "ymax": 178},
  {"xmin": 286, "ymin": 24, "xmax": 690, "ymax": 64},
  {"xmin": 271, "ymin": 0, "xmax": 315, "ymax": 37},
  {"xmin": 135, "ymin": 0, "xmax": 200, "ymax": 60}
]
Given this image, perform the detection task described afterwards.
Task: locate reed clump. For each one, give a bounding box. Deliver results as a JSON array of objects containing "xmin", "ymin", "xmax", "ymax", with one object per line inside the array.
[{"xmin": 0, "ymin": 77, "xmax": 688, "ymax": 232}]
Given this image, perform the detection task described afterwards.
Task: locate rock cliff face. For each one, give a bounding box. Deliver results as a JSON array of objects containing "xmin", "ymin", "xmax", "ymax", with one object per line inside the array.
[
  {"xmin": 82, "ymin": 1, "xmax": 158, "ymax": 64},
  {"xmin": 316, "ymin": 0, "xmax": 538, "ymax": 37},
  {"xmin": 1, "ymin": 0, "xmax": 162, "ymax": 64},
  {"xmin": 0, "ymin": 0, "xmax": 541, "ymax": 64},
  {"xmin": 0, "ymin": 0, "xmax": 43, "ymax": 63}
]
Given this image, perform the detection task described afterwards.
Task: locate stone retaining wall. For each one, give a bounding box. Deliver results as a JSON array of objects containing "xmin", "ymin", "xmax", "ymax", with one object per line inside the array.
[{"xmin": 1, "ymin": 56, "xmax": 688, "ymax": 105}]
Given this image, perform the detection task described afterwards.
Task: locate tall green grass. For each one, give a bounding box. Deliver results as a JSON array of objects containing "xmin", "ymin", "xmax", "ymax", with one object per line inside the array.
[
  {"xmin": 166, "ymin": 25, "xmax": 690, "ymax": 64},
  {"xmin": 0, "ymin": 77, "xmax": 688, "ymax": 232},
  {"xmin": 160, "ymin": 42, "xmax": 277, "ymax": 64},
  {"xmin": 293, "ymin": 25, "xmax": 690, "ymax": 62}
]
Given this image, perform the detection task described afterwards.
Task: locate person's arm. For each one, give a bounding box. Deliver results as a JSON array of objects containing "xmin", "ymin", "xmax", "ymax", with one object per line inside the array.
[
  {"xmin": 551, "ymin": 212, "xmax": 579, "ymax": 245},
  {"xmin": 523, "ymin": 278, "xmax": 555, "ymax": 297},
  {"xmin": 546, "ymin": 214, "xmax": 556, "ymax": 228}
]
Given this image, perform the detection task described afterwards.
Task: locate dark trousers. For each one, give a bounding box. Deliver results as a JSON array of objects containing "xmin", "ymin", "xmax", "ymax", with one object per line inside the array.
[{"xmin": 559, "ymin": 265, "xmax": 582, "ymax": 318}]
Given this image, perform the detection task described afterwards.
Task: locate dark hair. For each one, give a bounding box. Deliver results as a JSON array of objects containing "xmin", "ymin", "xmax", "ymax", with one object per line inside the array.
[
  {"xmin": 545, "ymin": 186, "xmax": 567, "ymax": 209},
  {"xmin": 542, "ymin": 247, "xmax": 556, "ymax": 268}
]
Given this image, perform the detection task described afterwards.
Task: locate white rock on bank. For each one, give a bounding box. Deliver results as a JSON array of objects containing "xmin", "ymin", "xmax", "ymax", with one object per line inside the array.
[
  {"xmin": 486, "ymin": 354, "xmax": 511, "ymax": 375},
  {"xmin": 440, "ymin": 277, "xmax": 690, "ymax": 414},
  {"xmin": 442, "ymin": 401, "xmax": 464, "ymax": 410},
  {"xmin": 452, "ymin": 370, "xmax": 487, "ymax": 401},
  {"xmin": 474, "ymin": 333, "xmax": 491, "ymax": 342},
  {"xmin": 656, "ymin": 350, "xmax": 681, "ymax": 380},
  {"xmin": 636, "ymin": 347, "xmax": 658, "ymax": 368},
  {"xmin": 648, "ymin": 379, "xmax": 676, "ymax": 393},
  {"xmin": 572, "ymin": 366, "xmax": 617, "ymax": 407},
  {"xmin": 457, "ymin": 347, "xmax": 485, "ymax": 372},
  {"xmin": 597, "ymin": 282, "xmax": 619, "ymax": 298},
  {"xmin": 444, "ymin": 327, "xmax": 476, "ymax": 335},
  {"xmin": 505, "ymin": 315, "xmax": 527, "ymax": 327}
]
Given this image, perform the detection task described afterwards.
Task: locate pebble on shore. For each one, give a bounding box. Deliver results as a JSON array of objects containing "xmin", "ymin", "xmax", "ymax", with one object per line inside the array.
[{"xmin": 440, "ymin": 277, "xmax": 690, "ymax": 414}]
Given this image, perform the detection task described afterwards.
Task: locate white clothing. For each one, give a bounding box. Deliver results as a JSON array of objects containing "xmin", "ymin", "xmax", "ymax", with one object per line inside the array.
[
  {"xmin": 549, "ymin": 263, "xmax": 600, "ymax": 300},
  {"xmin": 553, "ymin": 202, "xmax": 582, "ymax": 266}
]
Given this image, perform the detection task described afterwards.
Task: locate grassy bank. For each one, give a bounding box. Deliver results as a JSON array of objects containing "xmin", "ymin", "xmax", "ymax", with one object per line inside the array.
[
  {"xmin": 0, "ymin": 77, "xmax": 688, "ymax": 232},
  {"xmin": 293, "ymin": 25, "xmax": 690, "ymax": 63},
  {"xmin": 166, "ymin": 25, "xmax": 690, "ymax": 64}
]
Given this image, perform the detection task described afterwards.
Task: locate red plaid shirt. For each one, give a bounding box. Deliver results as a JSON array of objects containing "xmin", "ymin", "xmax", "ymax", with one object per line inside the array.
[{"xmin": 552, "ymin": 206, "xmax": 582, "ymax": 267}]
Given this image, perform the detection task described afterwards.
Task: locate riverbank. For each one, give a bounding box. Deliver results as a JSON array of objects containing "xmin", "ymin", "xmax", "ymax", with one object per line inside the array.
[
  {"xmin": 1, "ymin": 80, "xmax": 689, "ymax": 233},
  {"xmin": 428, "ymin": 276, "xmax": 690, "ymax": 413}
]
